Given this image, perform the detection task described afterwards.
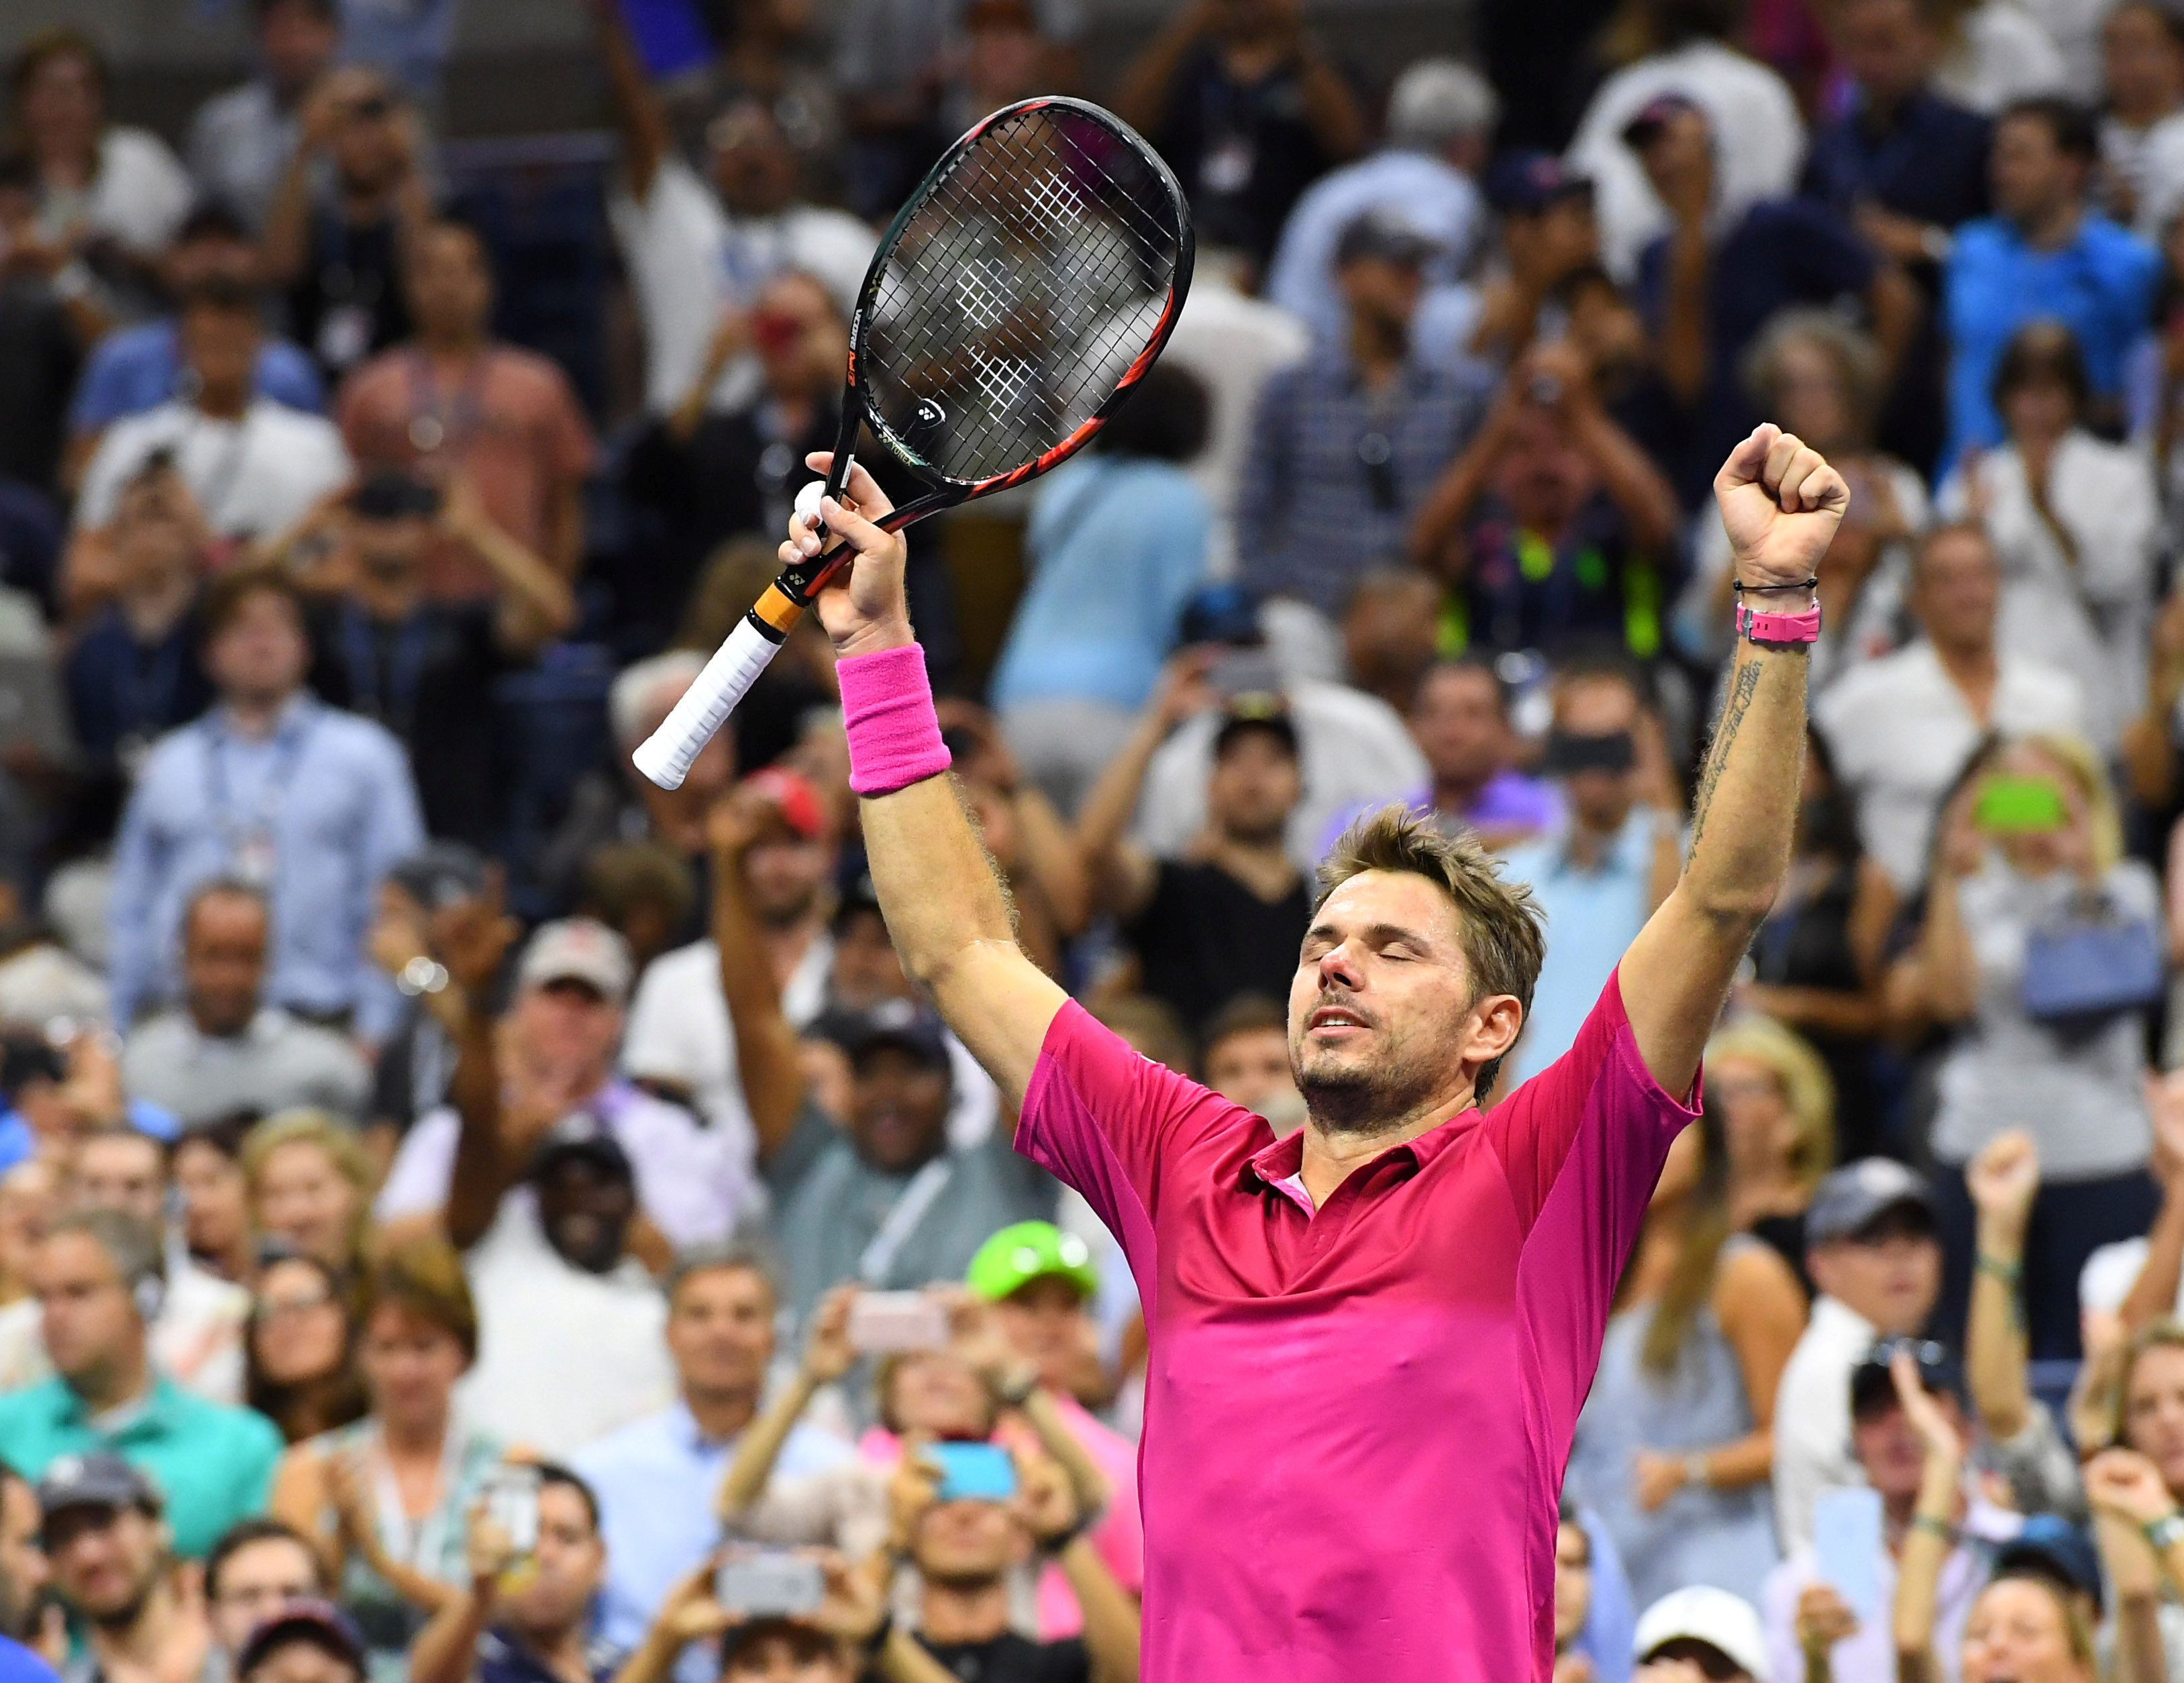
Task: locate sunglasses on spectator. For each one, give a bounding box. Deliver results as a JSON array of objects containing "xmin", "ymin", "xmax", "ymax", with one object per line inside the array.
[
  {"xmin": 254, "ymin": 1283, "xmax": 336, "ymax": 1323},
  {"xmin": 348, "ymin": 94, "xmax": 393, "ymax": 121}
]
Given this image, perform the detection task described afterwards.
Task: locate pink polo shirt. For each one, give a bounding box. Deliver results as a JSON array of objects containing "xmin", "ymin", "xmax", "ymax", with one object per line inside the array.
[{"xmin": 1016, "ymin": 970, "xmax": 1696, "ymax": 1683}]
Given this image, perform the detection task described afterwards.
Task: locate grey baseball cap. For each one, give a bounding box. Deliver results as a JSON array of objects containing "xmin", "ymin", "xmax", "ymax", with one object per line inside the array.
[{"xmin": 1807, "ymin": 1158, "xmax": 1936, "ymax": 1245}]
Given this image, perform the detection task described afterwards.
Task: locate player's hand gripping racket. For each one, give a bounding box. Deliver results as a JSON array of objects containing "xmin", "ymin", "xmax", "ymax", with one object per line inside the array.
[{"xmin": 633, "ymin": 96, "xmax": 1194, "ymax": 789}]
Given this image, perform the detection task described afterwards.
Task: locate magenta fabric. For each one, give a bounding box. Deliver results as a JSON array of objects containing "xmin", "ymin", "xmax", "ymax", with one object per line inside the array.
[
  {"xmin": 855, "ymin": 1401, "xmax": 1146, "ymax": 1637},
  {"xmin": 1015, "ymin": 971, "xmax": 1698, "ymax": 1683},
  {"xmin": 837, "ymin": 642, "xmax": 951, "ymax": 796}
]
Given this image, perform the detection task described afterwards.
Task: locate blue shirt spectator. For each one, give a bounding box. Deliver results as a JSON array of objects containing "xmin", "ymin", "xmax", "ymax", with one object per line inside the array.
[
  {"xmin": 1943, "ymin": 98, "xmax": 2161, "ymax": 464},
  {"xmin": 108, "ymin": 572, "xmax": 423, "ymax": 1042},
  {"xmin": 68, "ymin": 321, "xmax": 324, "ymax": 441},
  {"xmin": 1238, "ymin": 213, "xmax": 1494, "ymax": 618},
  {"xmin": 0, "ymin": 1637, "xmax": 57, "ymax": 1683},
  {"xmin": 1263, "ymin": 60, "xmax": 1496, "ymax": 347}
]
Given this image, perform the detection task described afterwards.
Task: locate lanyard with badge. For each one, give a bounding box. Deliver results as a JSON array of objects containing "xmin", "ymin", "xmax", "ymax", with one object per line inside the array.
[
  {"xmin": 315, "ymin": 217, "xmax": 384, "ymax": 373},
  {"xmin": 857, "ymin": 1155, "xmax": 956, "ymax": 1285},
  {"xmin": 403, "ymin": 349, "xmax": 490, "ymax": 455},
  {"xmin": 206, "ymin": 711, "xmax": 315, "ymax": 887}
]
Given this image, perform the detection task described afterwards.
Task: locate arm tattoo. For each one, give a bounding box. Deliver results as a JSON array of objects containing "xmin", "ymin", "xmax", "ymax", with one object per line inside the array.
[{"xmin": 1688, "ymin": 657, "xmax": 1765, "ymax": 854}]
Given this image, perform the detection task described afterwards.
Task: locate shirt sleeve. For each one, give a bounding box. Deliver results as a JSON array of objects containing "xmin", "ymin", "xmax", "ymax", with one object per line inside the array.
[
  {"xmin": 105, "ymin": 753, "xmax": 171, "ymax": 1030},
  {"xmin": 1014, "ymin": 1002, "xmax": 1255, "ymax": 1291}
]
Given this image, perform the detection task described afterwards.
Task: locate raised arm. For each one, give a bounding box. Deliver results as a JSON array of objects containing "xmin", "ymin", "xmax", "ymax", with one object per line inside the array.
[
  {"xmin": 587, "ymin": 0, "xmax": 672, "ymax": 202},
  {"xmin": 711, "ymin": 787, "xmax": 809, "ymax": 1166},
  {"xmin": 1889, "ymin": 1355, "xmax": 1963, "ymax": 1683},
  {"xmin": 794, "ymin": 454, "xmax": 1068, "ymax": 1116},
  {"xmin": 717, "ymin": 1285, "xmax": 855, "ymax": 1519},
  {"xmin": 1074, "ymin": 663, "xmax": 1206, "ymax": 921},
  {"xmin": 1618, "ymin": 425, "xmax": 1847, "ymax": 1094},
  {"xmin": 1964, "ymin": 1132, "xmax": 2038, "ymax": 1443}
]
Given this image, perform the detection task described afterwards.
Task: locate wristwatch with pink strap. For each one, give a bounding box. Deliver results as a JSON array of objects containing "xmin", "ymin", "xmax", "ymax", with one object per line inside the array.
[{"xmin": 1733, "ymin": 576, "xmax": 1822, "ymax": 645}]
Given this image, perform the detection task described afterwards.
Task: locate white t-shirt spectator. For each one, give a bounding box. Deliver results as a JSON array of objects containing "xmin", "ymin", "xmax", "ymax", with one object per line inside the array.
[
  {"xmin": 1771, "ymin": 1293, "xmax": 1878, "ymax": 1554},
  {"xmin": 1932, "ymin": 0, "xmax": 2071, "ymax": 112},
  {"xmin": 1939, "ymin": 433, "xmax": 2161, "ymax": 754},
  {"xmin": 75, "ymin": 398, "xmax": 353, "ymax": 541},
  {"xmin": 1815, "ymin": 640, "xmax": 2085, "ymax": 892},
  {"xmin": 1133, "ymin": 679, "xmax": 1429, "ymax": 874},
  {"xmin": 374, "ymin": 1079, "xmax": 756, "ymax": 1252},
  {"xmin": 1153, "ymin": 265, "xmax": 1310, "ymax": 580},
  {"xmin": 607, "ymin": 158, "xmax": 875, "ymax": 415},
  {"xmin": 42, "ymin": 129, "xmax": 194, "ymax": 257},
  {"xmin": 1565, "ymin": 40, "xmax": 1806, "ymax": 280},
  {"xmin": 456, "ymin": 1199, "xmax": 676, "ymax": 1458},
  {"xmin": 620, "ymin": 936, "xmax": 1002, "ymax": 1162}
]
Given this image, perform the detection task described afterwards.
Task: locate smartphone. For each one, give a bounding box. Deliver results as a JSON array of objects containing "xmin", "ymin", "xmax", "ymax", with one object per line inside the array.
[
  {"xmin": 1975, "ymin": 774, "xmax": 2067, "ymax": 834},
  {"xmin": 847, "ymin": 1291, "xmax": 949, "ymax": 1354},
  {"xmin": 479, "ymin": 1464, "xmax": 541, "ymax": 1558},
  {"xmin": 931, "ymin": 1441, "xmax": 1019, "ymax": 1502},
  {"xmin": 715, "ymin": 1552, "xmax": 826, "ymax": 1617},
  {"xmin": 1812, "ymin": 1486, "xmax": 1884, "ymax": 1623}
]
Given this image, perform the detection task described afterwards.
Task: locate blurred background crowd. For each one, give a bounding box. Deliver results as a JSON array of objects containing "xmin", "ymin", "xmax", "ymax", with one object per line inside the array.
[{"xmin": 13, "ymin": 0, "xmax": 2184, "ymax": 1677}]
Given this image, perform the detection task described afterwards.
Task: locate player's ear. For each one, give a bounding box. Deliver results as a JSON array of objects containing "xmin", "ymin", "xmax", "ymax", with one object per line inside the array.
[{"xmin": 1465, "ymin": 994, "xmax": 1524, "ymax": 1067}]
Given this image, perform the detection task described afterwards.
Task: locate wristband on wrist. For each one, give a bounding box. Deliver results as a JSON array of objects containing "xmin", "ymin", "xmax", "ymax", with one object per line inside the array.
[
  {"xmin": 1683, "ymin": 1452, "xmax": 1710, "ymax": 1490},
  {"xmin": 1911, "ymin": 1514, "xmax": 1957, "ymax": 1541},
  {"xmin": 1039, "ymin": 1517, "xmax": 1092, "ymax": 1554},
  {"xmin": 992, "ymin": 1368, "xmax": 1039, "ymax": 1407},
  {"xmin": 1975, "ymin": 1252, "xmax": 2022, "ymax": 1288},
  {"xmin": 2146, "ymin": 1513, "xmax": 2184, "ymax": 1553},
  {"xmin": 837, "ymin": 643, "xmax": 951, "ymax": 796}
]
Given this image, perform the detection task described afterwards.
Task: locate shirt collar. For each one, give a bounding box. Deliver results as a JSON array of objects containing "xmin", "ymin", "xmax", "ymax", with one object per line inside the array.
[
  {"xmin": 211, "ymin": 692, "xmax": 317, "ymax": 746},
  {"xmin": 60, "ymin": 1374, "xmax": 172, "ymax": 1435},
  {"xmin": 1237, "ymin": 1105, "xmax": 1479, "ymax": 1194}
]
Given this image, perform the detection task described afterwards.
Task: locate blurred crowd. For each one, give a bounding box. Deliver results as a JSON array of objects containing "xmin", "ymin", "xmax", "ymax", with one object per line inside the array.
[{"xmin": 20, "ymin": 0, "xmax": 2184, "ymax": 1678}]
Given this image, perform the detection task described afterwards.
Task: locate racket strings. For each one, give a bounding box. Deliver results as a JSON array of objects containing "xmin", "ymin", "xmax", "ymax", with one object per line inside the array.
[{"xmin": 861, "ymin": 105, "xmax": 1185, "ymax": 485}]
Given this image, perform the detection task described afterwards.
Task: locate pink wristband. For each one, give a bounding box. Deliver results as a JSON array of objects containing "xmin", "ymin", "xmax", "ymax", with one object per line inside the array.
[
  {"xmin": 1736, "ymin": 601, "xmax": 1823, "ymax": 644},
  {"xmin": 838, "ymin": 643, "xmax": 952, "ymax": 796}
]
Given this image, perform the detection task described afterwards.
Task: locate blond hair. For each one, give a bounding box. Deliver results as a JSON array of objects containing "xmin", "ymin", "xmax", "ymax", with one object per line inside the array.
[
  {"xmin": 1703, "ymin": 1018, "xmax": 1837, "ymax": 1192},
  {"xmin": 240, "ymin": 1110, "xmax": 375, "ymax": 1269},
  {"xmin": 2016, "ymin": 731, "xmax": 2124, "ymax": 876},
  {"xmin": 1317, "ymin": 806, "xmax": 1547, "ymax": 1099}
]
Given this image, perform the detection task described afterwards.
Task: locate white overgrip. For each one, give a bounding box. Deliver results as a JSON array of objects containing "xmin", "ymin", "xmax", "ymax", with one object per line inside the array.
[{"xmin": 631, "ymin": 617, "xmax": 781, "ymax": 789}]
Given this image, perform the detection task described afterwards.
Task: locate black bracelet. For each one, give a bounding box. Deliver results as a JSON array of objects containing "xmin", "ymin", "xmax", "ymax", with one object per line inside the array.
[
  {"xmin": 1732, "ymin": 577, "xmax": 1820, "ymax": 594},
  {"xmin": 1039, "ymin": 1518, "xmax": 1092, "ymax": 1554},
  {"xmin": 860, "ymin": 1612, "xmax": 894, "ymax": 1658}
]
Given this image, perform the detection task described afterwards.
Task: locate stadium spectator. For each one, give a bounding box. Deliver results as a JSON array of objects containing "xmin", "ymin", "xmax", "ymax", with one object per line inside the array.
[
  {"xmin": 1759, "ymin": 1344, "xmax": 2022, "ymax": 1683},
  {"xmin": 1338, "ymin": 568, "xmax": 1442, "ymax": 718},
  {"xmin": 1500, "ymin": 658, "xmax": 1682, "ymax": 1085},
  {"xmin": 245, "ymin": 1252, "xmax": 365, "ymax": 1445},
  {"xmin": 1685, "ymin": 313, "xmax": 1927, "ymax": 689},
  {"xmin": 121, "ymin": 881, "xmax": 372, "ymax": 1132},
  {"xmin": 242, "ymin": 1112, "xmax": 375, "ymax": 1284},
  {"xmin": 377, "ymin": 912, "xmax": 751, "ymax": 1254},
  {"xmin": 656, "ymin": 0, "xmax": 843, "ymax": 198},
  {"xmin": 1198, "ymin": 993, "xmax": 1302, "ymax": 1130},
  {"xmin": 1772, "ymin": 1162, "xmax": 1944, "ymax": 1552},
  {"xmin": 573, "ymin": 1247, "xmax": 851, "ymax": 1669},
  {"xmin": 107, "ymin": 567, "xmax": 425, "ymax": 1042},
  {"xmin": 62, "ymin": 205, "xmax": 324, "ymax": 489},
  {"xmin": 1702, "ymin": 1019, "xmax": 1837, "ymax": 1292},
  {"xmin": 1566, "ymin": 1103, "xmax": 1803, "ymax": 1610},
  {"xmin": 1077, "ymin": 680, "xmax": 1310, "ymax": 1036},
  {"xmin": 1942, "ymin": 97, "xmax": 2161, "ymax": 466},
  {"xmin": 1563, "ymin": 0, "xmax": 1805, "ymax": 280},
  {"xmin": 270, "ymin": 1235, "xmax": 503, "ymax": 1680},
  {"xmin": 0, "ymin": 154, "xmax": 90, "ymax": 502},
  {"xmin": 264, "ymin": 67, "xmax": 430, "ymax": 384},
  {"xmin": 2101, "ymin": 0, "xmax": 2184, "ymax": 227},
  {"xmin": 187, "ymin": 0, "xmax": 343, "ymax": 235},
  {"xmin": 1263, "ymin": 60, "xmax": 1496, "ymax": 347},
  {"xmin": 233, "ymin": 1599, "xmax": 367, "ymax": 1683},
  {"xmin": 1732, "ymin": 745, "xmax": 1892, "ymax": 1158},
  {"xmin": 594, "ymin": 2, "xmax": 873, "ymax": 422},
  {"xmin": 174, "ymin": 1123, "xmax": 254, "ymax": 1286},
  {"xmin": 716, "ymin": 785, "xmax": 1056, "ymax": 1327},
  {"xmin": 290, "ymin": 470, "xmax": 576, "ymax": 849},
  {"xmin": 1408, "ymin": 338, "xmax": 1683, "ymax": 659},
  {"xmin": 1629, "ymin": 1585, "xmax": 1770, "ymax": 1683},
  {"xmin": 1626, "ymin": 97, "xmax": 1920, "ymax": 505},
  {"xmin": 1114, "ymin": 0, "xmax": 1365, "ymax": 269},
  {"xmin": 205, "ymin": 1517, "xmax": 333, "ymax": 1674},
  {"xmin": 7, "ymin": 30, "xmax": 192, "ymax": 279},
  {"xmin": 1896, "ymin": 733, "xmax": 2160, "ymax": 1357},
  {"xmin": 1940, "ymin": 321, "xmax": 2161, "ymax": 754},
  {"xmin": 405, "ymin": 1464, "xmax": 618, "ymax": 1683},
  {"xmin": 0, "ymin": 1211, "xmax": 282, "ymax": 1556},
  {"xmin": 60, "ymin": 454, "xmax": 214, "ymax": 779},
  {"xmin": 1816, "ymin": 523, "xmax": 2084, "ymax": 893},
  {"xmin": 1237, "ymin": 209, "xmax": 1492, "ymax": 619},
  {"xmin": 68, "ymin": 280, "xmax": 352, "ymax": 574},
  {"xmin": 38, "ymin": 1451, "xmax": 213, "ymax": 1683},
  {"xmin": 1467, "ymin": 154, "xmax": 1602, "ymax": 369},
  {"xmin": 337, "ymin": 221, "xmax": 595, "ymax": 600},
  {"xmin": 990, "ymin": 364, "xmax": 1213, "ymax": 818}
]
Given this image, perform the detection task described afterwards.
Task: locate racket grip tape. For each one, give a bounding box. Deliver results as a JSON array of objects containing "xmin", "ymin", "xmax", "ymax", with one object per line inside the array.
[{"xmin": 632, "ymin": 611, "xmax": 790, "ymax": 790}]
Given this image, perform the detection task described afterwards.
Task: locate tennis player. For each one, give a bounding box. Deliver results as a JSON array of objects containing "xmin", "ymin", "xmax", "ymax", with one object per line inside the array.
[{"xmin": 784, "ymin": 421, "xmax": 1846, "ymax": 1683}]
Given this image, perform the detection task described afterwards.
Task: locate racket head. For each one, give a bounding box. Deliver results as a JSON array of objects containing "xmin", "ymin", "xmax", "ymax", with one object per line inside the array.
[{"xmin": 844, "ymin": 97, "xmax": 1194, "ymax": 507}]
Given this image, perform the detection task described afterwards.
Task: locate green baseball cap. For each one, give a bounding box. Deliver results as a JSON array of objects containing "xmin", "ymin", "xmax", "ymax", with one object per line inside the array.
[{"xmin": 966, "ymin": 1221, "xmax": 1100, "ymax": 1302}]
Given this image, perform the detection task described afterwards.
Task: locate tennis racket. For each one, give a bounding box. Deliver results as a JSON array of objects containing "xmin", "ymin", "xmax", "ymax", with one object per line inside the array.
[{"xmin": 633, "ymin": 95, "xmax": 1194, "ymax": 789}]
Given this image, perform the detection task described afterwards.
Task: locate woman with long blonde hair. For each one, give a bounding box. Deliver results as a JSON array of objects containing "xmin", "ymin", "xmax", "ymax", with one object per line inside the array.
[{"xmin": 1704, "ymin": 1016, "xmax": 1836, "ymax": 1294}]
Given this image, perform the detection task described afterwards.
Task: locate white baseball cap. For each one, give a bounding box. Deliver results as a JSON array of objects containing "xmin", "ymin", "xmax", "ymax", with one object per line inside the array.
[{"xmin": 1634, "ymin": 1586, "xmax": 1769, "ymax": 1682}]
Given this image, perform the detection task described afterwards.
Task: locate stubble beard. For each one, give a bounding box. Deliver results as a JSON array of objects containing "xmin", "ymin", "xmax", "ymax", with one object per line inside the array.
[{"xmin": 1293, "ymin": 1028, "xmax": 1449, "ymax": 1137}]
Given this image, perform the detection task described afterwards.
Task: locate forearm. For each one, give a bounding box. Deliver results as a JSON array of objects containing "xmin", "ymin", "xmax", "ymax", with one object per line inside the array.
[
  {"xmin": 1294, "ymin": 50, "xmax": 1365, "ymax": 158},
  {"xmin": 2118, "ymin": 1592, "xmax": 2169, "ymax": 1683},
  {"xmin": 718, "ymin": 1370, "xmax": 821, "ymax": 1518},
  {"xmin": 263, "ymin": 154, "xmax": 315, "ymax": 284},
  {"xmin": 878, "ymin": 1631, "xmax": 962, "ymax": 1683},
  {"xmin": 1073, "ymin": 710, "xmax": 1164, "ymax": 890},
  {"xmin": 1869, "ymin": 268, "xmax": 1922, "ymax": 378},
  {"xmin": 1408, "ymin": 431, "xmax": 1500, "ymax": 569},
  {"xmin": 1574, "ymin": 407, "xmax": 1681, "ymax": 553},
  {"xmin": 1680, "ymin": 639, "xmax": 1808, "ymax": 944},
  {"xmin": 594, "ymin": 4, "xmax": 669, "ymax": 198},
  {"xmin": 408, "ymin": 1584, "xmax": 492, "ymax": 1683},
  {"xmin": 1891, "ymin": 1461, "xmax": 1959, "ymax": 1659},
  {"xmin": 1660, "ymin": 229, "xmax": 1711, "ymax": 402},
  {"xmin": 444, "ymin": 1000, "xmax": 511, "ymax": 1250},
  {"xmin": 1010, "ymin": 788, "xmax": 1092, "ymax": 936},
  {"xmin": 712, "ymin": 840, "xmax": 805, "ymax": 1158},
  {"xmin": 1055, "ymin": 1537, "xmax": 1142, "ymax": 1683},
  {"xmin": 1017, "ymin": 1389, "xmax": 1109, "ymax": 1515},
  {"xmin": 462, "ymin": 514, "xmax": 578, "ymax": 647},
  {"xmin": 607, "ymin": 1625, "xmax": 685, "ymax": 1683},
  {"xmin": 2122, "ymin": 1183, "xmax": 2184, "ymax": 1333},
  {"xmin": 1112, "ymin": 17, "xmax": 1201, "ymax": 131},
  {"xmin": 1967, "ymin": 1217, "xmax": 2031, "ymax": 1440},
  {"xmin": 1690, "ymin": 1429, "xmax": 1774, "ymax": 1490},
  {"xmin": 1914, "ymin": 877, "xmax": 1979, "ymax": 1023}
]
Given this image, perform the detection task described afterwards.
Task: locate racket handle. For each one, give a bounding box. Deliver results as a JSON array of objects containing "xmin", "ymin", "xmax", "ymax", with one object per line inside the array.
[{"xmin": 632, "ymin": 615, "xmax": 784, "ymax": 790}]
